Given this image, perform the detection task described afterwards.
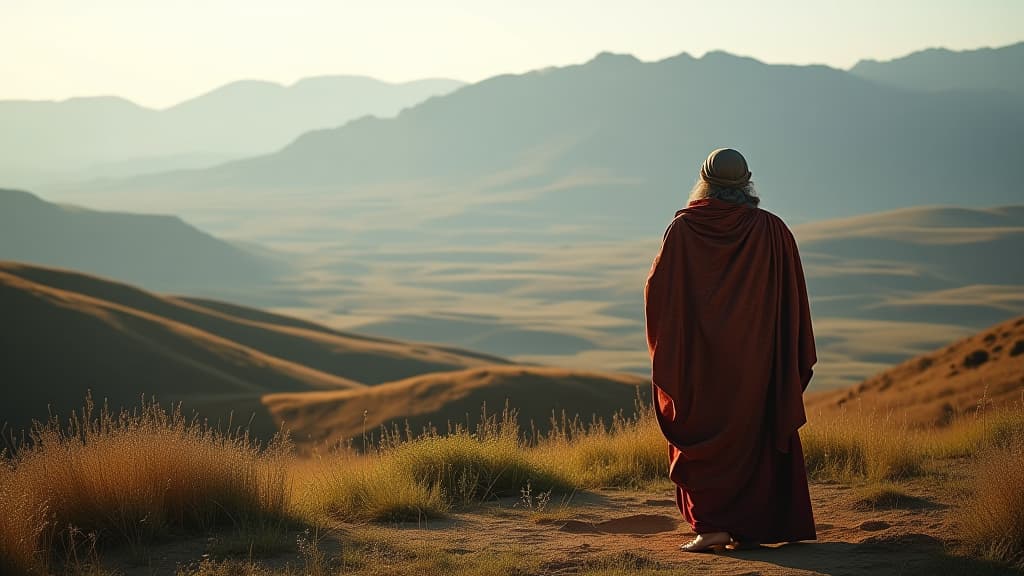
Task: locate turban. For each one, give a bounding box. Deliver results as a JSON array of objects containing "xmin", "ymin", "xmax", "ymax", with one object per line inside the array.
[{"xmin": 700, "ymin": 148, "xmax": 752, "ymax": 188}]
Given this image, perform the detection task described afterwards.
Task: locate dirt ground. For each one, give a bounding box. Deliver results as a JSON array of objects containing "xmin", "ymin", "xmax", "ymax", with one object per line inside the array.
[{"xmin": 103, "ymin": 464, "xmax": 1018, "ymax": 576}]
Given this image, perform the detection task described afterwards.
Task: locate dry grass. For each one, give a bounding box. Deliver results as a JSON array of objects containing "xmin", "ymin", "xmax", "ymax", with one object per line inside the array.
[
  {"xmin": 848, "ymin": 482, "xmax": 919, "ymax": 511},
  {"xmin": 957, "ymin": 436, "xmax": 1024, "ymax": 568},
  {"xmin": 8, "ymin": 395, "xmax": 1024, "ymax": 573},
  {"xmin": 1, "ymin": 396, "xmax": 292, "ymax": 574},
  {"xmin": 297, "ymin": 455, "xmax": 450, "ymax": 523},
  {"xmin": 298, "ymin": 408, "xmax": 571, "ymax": 522},
  {"xmin": 532, "ymin": 408, "xmax": 666, "ymax": 489},
  {"xmin": 802, "ymin": 406, "xmax": 927, "ymax": 483},
  {"xmin": 0, "ymin": 460, "xmax": 47, "ymax": 576},
  {"xmin": 925, "ymin": 406, "xmax": 1024, "ymax": 459}
]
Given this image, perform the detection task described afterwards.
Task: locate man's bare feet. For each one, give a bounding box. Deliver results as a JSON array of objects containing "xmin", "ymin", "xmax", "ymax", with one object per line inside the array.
[{"xmin": 679, "ymin": 531, "xmax": 733, "ymax": 553}]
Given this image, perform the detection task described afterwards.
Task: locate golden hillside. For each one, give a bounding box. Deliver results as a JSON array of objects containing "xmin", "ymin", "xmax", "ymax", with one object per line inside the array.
[
  {"xmin": 0, "ymin": 262, "xmax": 506, "ymax": 436},
  {"xmin": 263, "ymin": 365, "xmax": 649, "ymax": 448},
  {"xmin": 0, "ymin": 262, "xmax": 649, "ymax": 446},
  {"xmin": 806, "ymin": 314, "xmax": 1024, "ymax": 425}
]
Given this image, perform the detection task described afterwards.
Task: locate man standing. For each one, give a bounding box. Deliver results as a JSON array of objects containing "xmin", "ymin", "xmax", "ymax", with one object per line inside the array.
[{"xmin": 644, "ymin": 148, "xmax": 817, "ymax": 552}]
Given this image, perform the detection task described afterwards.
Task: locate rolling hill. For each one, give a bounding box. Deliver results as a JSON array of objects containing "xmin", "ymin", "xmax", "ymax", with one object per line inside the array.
[
  {"xmin": 0, "ymin": 262, "xmax": 504, "ymax": 437},
  {"xmin": 805, "ymin": 314, "xmax": 1024, "ymax": 426},
  {"xmin": 0, "ymin": 76, "xmax": 463, "ymax": 188},
  {"xmin": 0, "ymin": 262, "xmax": 648, "ymax": 448},
  {"xmin": 263, "ymin": 366, "xmax": 649, "ymax": 448},
  {"xmin": 0, "ymin": 188, "xmax": 282, "ymax": 293}
]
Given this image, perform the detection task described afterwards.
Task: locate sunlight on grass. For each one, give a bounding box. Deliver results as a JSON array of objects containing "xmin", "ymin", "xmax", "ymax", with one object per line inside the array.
[
  {"xmin": 802, "ymin": 405, "xmax": 926, "ymax": 483},
  {"xmin": 1, "ymin": 395, "xmax": 292, "ymax": 574},
  {"xmin": 957, "ymin": 435, "xmax": 1024, "ymax": 569},
  {"xmin": 532, "ymin": 406, "xmax": 666, "ymax": 489},
  {"xmin": 7, "ymin": 393, "xmax": 1024, "ymax": 573}
]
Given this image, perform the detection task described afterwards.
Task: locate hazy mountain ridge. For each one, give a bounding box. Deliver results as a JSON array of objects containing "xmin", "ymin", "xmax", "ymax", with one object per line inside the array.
[
  {"xmin": 68, "ymin": 45, "xmax": 1024, "ymax": 233},
  {"xmin": 851, "ymin": 41, "xmax": 1024, "ymax": 97},
  {"xmin": 0, "ymin": 188, "xmax": 282, "ymax": 293},
  {"xmin": 0, "ymin": 76, "xmax": 464, "ymax": 187}
]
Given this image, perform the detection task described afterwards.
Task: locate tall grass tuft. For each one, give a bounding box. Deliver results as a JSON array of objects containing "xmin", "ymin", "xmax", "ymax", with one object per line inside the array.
[
  {"xmin": 532, "ymin": 406, "xmax": 666, "ymax": 489},
  {"xmin": 957, "ymin": 435, "xmax": 1024, "ymax": 568},
  {"xmin": 801, "ymin": 406, "xmax": 926, "ymax": 483},
  {"xmin": 1, "ymin": 396, "xmax": 292, "ymax": 573},
  {"xmin": 925, "ymin": 405, "xmax": 1024, "ymax": 459},
  {"xmin": 298, "ymin": 455, "xmax": 450, "ymax": 523},
  {"xmin": 0, "ymin": 459, "xmax": 48, "ymax": 575},
  {"xmin": 298, "ymin": 407, "xmax": 571, "ymax": 522}
]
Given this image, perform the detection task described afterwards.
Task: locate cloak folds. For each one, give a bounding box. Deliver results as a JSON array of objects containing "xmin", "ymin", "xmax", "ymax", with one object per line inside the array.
[{"xmin": 644, "ymin": 197, "xmax": 817, "ymax": 544}]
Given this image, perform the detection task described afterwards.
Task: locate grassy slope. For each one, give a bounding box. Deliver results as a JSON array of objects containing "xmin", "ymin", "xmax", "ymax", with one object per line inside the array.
[
  {"xmin": 264, "ymin": 365, "xmax": 649, "ymax": 448},
  {"xmin": 806, "ymin": 314, "xmax": 1024, "ymax": 425}
]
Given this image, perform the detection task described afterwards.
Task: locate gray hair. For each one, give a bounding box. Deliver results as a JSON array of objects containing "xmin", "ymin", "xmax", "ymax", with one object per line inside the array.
[{"xmin": 688, "ymin": 179, "xmax": 760, "ymax": 207}]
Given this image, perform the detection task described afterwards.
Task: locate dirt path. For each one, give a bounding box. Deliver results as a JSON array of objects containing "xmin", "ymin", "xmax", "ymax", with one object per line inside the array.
[
  {"xmin": 376, "ymin": 481, "xmax": 1006, "ymax": 576},
  {"xmin": 104, "ymin": 476, "xmax": 1017, "ymax": 575}
]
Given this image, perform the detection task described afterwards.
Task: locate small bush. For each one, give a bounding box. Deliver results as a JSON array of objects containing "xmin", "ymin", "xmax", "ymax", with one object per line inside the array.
[
  {"xmin": 849, "ymin": 482, "xmax": 921, "ymax": 511},
  {"xmin": 963, "ymin": 349, "xmax": 990, "ymax": 368}
]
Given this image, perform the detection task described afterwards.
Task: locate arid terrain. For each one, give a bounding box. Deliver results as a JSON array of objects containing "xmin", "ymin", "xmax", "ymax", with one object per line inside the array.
[{"xmin": 3, "ymin": 314, "xmax": 1023, "ymax": 575}]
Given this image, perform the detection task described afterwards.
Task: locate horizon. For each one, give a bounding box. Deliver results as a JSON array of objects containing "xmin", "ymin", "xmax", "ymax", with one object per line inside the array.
[
  {"xmin": 2, "ymin": 0, "xmax": 1021, "ymax": 108},
  {"xmin": 4, "ymin": 40, "xmax": 1022, "ymax": 111}
]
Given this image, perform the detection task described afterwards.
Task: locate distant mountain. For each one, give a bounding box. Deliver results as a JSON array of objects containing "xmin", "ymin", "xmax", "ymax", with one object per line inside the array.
[
  {"xmin": 806, "ymin": 314, "xmax": 1024, "ymax": 426},
  {"xmin": 0, "ymin": 76, "xmax": 464, "ymax": 187},
  {"xmin": 76, "ymin": 49, "xmax": 1023, "ymax": 230},
  {"xmin": 850, "ymin": 42, "xmax": 1024, "ymax": 97},
  {"xmin": 0, "ymin": 188, "xmax": 281, "ymax": 293}
]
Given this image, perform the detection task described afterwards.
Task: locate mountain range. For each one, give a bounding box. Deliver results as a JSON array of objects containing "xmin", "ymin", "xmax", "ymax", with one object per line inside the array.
[
  {"xmin": 52, "ymin": 43, "xmax": 1024, "ymax": 236},
  {"xmin": 0, "ymin": 76, "xmax": 463, "ymax": 188},
  {"xmin": 3, "ymin": 42, "xmax": 1022, "ymax": 419},
  {"xmin": 851, "ymin": 41, "xmax": 1024, "ymax": 97}
]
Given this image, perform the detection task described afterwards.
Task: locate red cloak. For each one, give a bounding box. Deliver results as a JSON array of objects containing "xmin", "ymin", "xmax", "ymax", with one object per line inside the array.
[{"xmin": 644, "ymin": 197, "xmax": 817, "ymax": 544}]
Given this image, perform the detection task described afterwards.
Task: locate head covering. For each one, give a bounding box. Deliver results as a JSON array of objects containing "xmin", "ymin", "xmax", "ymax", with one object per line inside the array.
[{"xmin": 700, "ymin": 148, "xmax": 752, "ymax": 188}]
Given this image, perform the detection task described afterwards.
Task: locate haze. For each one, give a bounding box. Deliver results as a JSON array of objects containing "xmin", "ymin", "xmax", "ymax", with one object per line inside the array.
[{"xmin": 1, "ymin": 0, "xmax": 1021, "ymax": 108}]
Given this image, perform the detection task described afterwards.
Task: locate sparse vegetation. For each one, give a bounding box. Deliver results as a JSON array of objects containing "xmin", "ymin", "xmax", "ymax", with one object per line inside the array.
[
  {"xmin": 1, "ymin": 396, "xmax": 292, "ymax": 574},
  {"xmin": 849, "ymin": 482, "xmax": 920, "ymax": 511},
  {"xmin": 532, "ymin": 407, "xmax": 667, "ymax": 489},
  {"xmin": 801, "ymin": 407, "xmax": 926, "ymax": 483},
  {"xmin": 957, "ymin": 434, "xmax": 1024, "ymax": 569},
  {"xmin": 4, "ymin": 395, "xmax": 1024, "ymax": 573}
]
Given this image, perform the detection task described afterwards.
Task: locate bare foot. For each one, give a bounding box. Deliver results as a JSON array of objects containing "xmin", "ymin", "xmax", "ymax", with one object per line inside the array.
[
  {"xmin": 679, "ymin": 531, "xmax": 733, "ymax": 553},
  {"xmin": 726, "ymin": 539, "xmax": 761, "ymax": 550}
]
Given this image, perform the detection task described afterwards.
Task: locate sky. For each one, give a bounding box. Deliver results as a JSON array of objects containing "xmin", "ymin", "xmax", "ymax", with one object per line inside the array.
[{"xmin": 1, "ymin": 0, "xmax": 1021, "ymax": 109}]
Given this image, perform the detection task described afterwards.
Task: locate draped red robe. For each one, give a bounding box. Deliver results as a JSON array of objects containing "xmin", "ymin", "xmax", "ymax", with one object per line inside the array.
[{"xmin": 644, "ymin": 197, "xmax": 817, "ymax": 544}]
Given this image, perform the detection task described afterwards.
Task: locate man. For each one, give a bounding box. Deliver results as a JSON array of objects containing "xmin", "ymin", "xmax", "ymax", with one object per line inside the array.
[{"xmin": 644, "ymin": 148, "xmax": 817, "ymax": 553}]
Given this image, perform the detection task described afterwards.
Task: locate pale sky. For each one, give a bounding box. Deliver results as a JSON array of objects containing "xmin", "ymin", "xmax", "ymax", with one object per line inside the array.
[{"xmin": 1, "ymin": 0, "xmax": 1020, "ymax": 109}]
